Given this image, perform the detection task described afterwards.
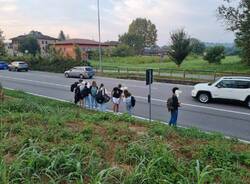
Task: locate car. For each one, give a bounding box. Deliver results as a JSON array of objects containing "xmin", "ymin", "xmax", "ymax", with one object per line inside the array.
[
  {"xmin": 64, "ymin": 66, "xmax": 95, "ymax": 79},
  {"xmin": 8, "ymin": 61, "xmax": 29, "ymax": 72},
  {"xmin": 0, "ymin": 61, "xmax": 9, "ymax": 70},
  {"xmin": 192, "ymin": 76, "xmax": 250, "ymax": 108}
]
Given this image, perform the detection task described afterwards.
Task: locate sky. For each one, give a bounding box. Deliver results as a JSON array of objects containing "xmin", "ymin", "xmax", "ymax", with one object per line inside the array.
[{"xmin": 0, "ymin": 0, "xmax": 235, "ymax": 46}]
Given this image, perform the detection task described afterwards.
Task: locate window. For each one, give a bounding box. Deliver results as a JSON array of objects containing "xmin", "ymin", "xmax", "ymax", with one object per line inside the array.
[
  {"xmin": 45, "ymin": 41, "xmax": 48, "ymax": 44},
  {"xmin": 217, "ymin": 80, "xmax": 236, "ymax": 88},
  {"xmin": 235, "ymin": 81, "xmax": 250, "ymax": 89},
  {"xmin": 42, "ymin": 41, "xmax": 44, "ymax": 44}
]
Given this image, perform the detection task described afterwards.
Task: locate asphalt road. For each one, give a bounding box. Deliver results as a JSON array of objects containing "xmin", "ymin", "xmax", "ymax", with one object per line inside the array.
[{"xmin": 1, "ymin": 70, "xmax": 250, "ymax": 141}]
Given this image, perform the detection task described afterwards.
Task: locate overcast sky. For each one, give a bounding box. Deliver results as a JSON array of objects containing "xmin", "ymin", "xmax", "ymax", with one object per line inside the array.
[{"xmin": 0, "ymin": 0, "xmax": 235, "ymax": 45}]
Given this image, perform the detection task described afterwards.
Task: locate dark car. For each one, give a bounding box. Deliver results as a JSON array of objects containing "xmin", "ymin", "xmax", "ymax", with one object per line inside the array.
[
  {"xmin": 8, "ymin": 61, "xmax": 29, "ymax": 72},
  {"xmin": 0, "ymin": 61, "xmax": 9, "ymax": 70}
]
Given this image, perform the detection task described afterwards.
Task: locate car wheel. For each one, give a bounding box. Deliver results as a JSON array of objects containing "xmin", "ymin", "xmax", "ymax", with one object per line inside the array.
[
  {"xmin": 79, "ymin": 74, "xmax": 84, "ymax": 79},
  {"xmin": 198, "ymin": 92, "xmax": 210, "ymax": 103},
  {"xmin": 65, "ymin": 73, "xmax": 69, "ymax": 78},
  {"xmin": 89, "ymin": 76, "xmax": 93, "ymax": 79},
  {"xmin": 246, "ymin": 98, "xmax": 250, "ymax": 109}
]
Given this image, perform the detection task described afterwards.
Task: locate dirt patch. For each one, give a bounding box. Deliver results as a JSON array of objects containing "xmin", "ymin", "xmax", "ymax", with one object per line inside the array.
[
  {"xmin": 65, "ymin": 121, "xmax": 85, "ymax": 132},
  {"xmin": 4, "ymin": 152, "xmax": 15, "ymax": 164},
  {"xmin": 129, "ymin": 125, "xmax": 148, "ymax": 136}
]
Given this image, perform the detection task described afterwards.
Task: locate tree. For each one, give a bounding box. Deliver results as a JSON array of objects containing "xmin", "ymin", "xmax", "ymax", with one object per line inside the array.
[
  {"xmin": 74, "ymin": 46, "xmax": 82, "ymax": 62},
  {"xmin": 167, "ymin": 29, "xmax": 191, "ymax": 67},
  {"xmin": 0, "ymin": 29, "xmax": 5, "ymax": 56},
  {"xmin": 128, "ymin": 18, "xmax": 157, "ymax": 48},
  {"xmin": 19, "ymin": 36, "xmax": 40, "ymax": 55},
  {"xmin": 111, "ymin": 44, "xmax": 134, "ymax": 57},
  {"xmin": 58, "ymin": 30, "xmax": 66, "ymax": 41},
  {"xmin": 119, "ymin": 33, "xmax": 144, "ymax": 54},
  {"xmin": 203, "ymin": 46, "xmax": 225, "ymax": 64},
  {"xmin": 218, "ymin": 0, "xmax": 250, "ymax": 65},
  {"xmin": 190, "ymin": 38, "xmax": 206, "ymax": 55}
]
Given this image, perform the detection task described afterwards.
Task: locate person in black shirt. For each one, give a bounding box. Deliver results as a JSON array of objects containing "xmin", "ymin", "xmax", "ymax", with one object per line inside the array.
[
  {"xmin": 112, "ymin": 84, "xmax": 123, "ymax": 113},
  {"xmin": 169, "ymin": 87, "xmax": 180, "ymax": 126}
]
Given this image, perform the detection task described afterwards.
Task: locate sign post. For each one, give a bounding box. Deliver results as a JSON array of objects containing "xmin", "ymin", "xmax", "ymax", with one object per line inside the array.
[{"xmin": 146, "ymin": 69, "xmax": 153, "ymax": 122}]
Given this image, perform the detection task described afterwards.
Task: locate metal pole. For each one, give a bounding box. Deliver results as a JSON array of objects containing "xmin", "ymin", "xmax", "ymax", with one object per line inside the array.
[
  {"xmin": 97, "ymin": 0, "xmax": 102, "ymax": 72},
  {"xmin": 149, "ymin": 82, "xmax": 152, "ymax": 122}
]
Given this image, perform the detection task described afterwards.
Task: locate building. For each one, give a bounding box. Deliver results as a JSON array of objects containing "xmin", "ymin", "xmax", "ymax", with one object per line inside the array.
[
  {"xmin": 53, "ymin": 39, "xmax": 110, "ymax": 60},
  {"xmin": 4, "ymin": 42, "xmax": 15, "ymax": 56},
  {"xmin": 10, "ymin": 31, "xmax": 57, "ymax": 56}
]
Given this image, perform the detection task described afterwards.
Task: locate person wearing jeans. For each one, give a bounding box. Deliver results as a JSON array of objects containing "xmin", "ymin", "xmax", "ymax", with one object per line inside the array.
[
  {"xmin": 90, "ymin": 81, "xmax": 98, "ymax": 109},
  {"xmin": 169, "ymin": 87, "xmax": 180, "ymax": 127},
  {"xmin": 123, "ymin": 89, "xmax": 133, "ymax": 115}
]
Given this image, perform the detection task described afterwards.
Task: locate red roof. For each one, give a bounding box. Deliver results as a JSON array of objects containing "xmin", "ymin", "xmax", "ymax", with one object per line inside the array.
[{"xmin": 54, "ymin": 39, "xmax": 109, "ymax": 46}]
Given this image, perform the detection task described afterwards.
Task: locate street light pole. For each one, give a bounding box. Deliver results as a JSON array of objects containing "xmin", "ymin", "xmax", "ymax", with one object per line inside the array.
[{"xmin": 97, "ymin": 0, "xmax": 102, "ymax": 72}]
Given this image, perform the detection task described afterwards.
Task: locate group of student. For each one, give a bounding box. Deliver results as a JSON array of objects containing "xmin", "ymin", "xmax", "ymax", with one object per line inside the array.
[{"xmin": 70, "ymin": 80, "xmax": 136, "ymax": 114}]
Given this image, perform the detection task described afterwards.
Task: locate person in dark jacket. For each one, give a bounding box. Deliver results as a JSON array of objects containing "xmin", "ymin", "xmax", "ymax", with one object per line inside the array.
[{"xmin": 169, "ymin": 87, "xmax": 181, "ymax": 126}]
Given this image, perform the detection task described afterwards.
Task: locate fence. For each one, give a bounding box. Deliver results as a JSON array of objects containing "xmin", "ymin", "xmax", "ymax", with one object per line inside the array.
[{"xmin": 94, "ymin": 66, "xmax": 250, "ymax": 83}]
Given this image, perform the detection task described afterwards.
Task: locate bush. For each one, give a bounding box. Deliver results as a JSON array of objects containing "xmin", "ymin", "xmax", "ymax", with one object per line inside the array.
[
  {"xmin": 111, "ymin": 44, "xmax": 135, "ymax": 57},
  {"xmin": 203, "ymin": 46, "xmax": 225, "ymax": 64}
]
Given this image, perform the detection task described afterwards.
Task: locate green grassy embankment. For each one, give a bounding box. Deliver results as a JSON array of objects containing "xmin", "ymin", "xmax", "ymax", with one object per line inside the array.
[
  {"xmin": 0, "ymin": 89, "xmax": 250, "ymax": 183},
  {"xmin": 91, "ymin": 55, "xmax": 250, "ymax": 73}
]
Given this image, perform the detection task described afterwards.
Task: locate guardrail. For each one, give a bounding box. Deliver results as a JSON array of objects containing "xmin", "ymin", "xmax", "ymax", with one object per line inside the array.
[{"xmin": 94, "ymin": 66, "xmax": 250, "ymax": 82}]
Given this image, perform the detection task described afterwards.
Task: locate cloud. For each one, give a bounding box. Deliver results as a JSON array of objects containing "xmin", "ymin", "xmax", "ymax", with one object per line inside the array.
[{"xmin": 0, "ymin": 0, "xmax": 235, "ymax": 44}]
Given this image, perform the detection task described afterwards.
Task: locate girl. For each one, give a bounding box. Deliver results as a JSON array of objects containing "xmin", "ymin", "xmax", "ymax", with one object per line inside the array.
[
  {"xmin": 90, "ymin": 81, "xmax": 98, "ymax": 109},
  {"xmin": 123, "ymin": 89, "xmax": 133, "ymax": 115}
]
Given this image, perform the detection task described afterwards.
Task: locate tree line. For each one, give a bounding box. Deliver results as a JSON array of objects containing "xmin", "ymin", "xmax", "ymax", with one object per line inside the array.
[{"xmin": 0, "ymin": 0, "xmax": 250, "ymax": 67}]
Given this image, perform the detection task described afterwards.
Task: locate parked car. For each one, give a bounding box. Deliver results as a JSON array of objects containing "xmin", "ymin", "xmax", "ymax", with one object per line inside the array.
[
  {"xmin": 64, "ymin": 66, "xmax": 95, "ymax": 79},
  {"xmin": 192, "ymin": 76, "xmax": 250, "ymax": 108},
  {"xmin": 8, "ymin": 61, "xmax": 29, "ymax": 72},
  {"xmin": 0, "ymin": 61, "xmax": 9, "ymax": 70}
]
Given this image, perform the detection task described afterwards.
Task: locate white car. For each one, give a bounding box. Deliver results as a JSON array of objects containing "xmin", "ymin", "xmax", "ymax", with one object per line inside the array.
[{"xmin": 192, "ymin": 77, "xmax": 250, "ymax": 108}]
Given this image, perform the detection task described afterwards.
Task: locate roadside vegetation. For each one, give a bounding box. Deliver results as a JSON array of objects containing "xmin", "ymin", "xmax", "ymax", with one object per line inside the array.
[
  {"xmin": 91, "ymin": 55, "xmax": 250, "ymax": 73},
  {"xmin": 0, "ymin": 89, "xmax": 250, "ymax": 183}
]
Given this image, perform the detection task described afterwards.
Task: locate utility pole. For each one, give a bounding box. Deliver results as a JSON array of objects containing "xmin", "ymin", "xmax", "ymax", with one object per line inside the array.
[{"xmin": 97, "ymin": 0, "xmax": 102, "ymax": 72}]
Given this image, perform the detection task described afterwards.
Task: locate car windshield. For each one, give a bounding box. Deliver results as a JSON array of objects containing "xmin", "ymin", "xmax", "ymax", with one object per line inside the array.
[
  {"xmin": 18, "ymin": 62, "xmax": 26, "ymax": 65},
  {"xmin": 85, "ymin": 67, "xmax": 92, "ymax": 71}
]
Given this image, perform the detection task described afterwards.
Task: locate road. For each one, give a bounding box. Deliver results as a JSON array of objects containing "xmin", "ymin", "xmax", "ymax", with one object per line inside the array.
[{"xmin": 1, "ymin": 70, "xmax": 250, "ymax": 141}]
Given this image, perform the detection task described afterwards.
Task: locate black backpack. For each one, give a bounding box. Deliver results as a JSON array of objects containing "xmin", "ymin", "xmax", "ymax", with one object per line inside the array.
[
  {"xmin": 131, "ymin": 96, "xmax": 136, "ymax": 107},
  {"xmin": 167, "ymin": 97, "xmax": 174, "ymax": 112},
  {"xmin": 96, "ymin": 90, "xmax": 104, "ymax": 104},
  {"xmin": 70, "ymin": 82, "xmax": 78, "ymax": 92},
  {"xmin": 81, "ymin": 87, "xmax": 89, "ymax": 98}
]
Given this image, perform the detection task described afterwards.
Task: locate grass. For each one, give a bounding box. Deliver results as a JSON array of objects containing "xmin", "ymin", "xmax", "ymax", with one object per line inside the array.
[
  {"xmin": 0, "ymin": 89, "xmax": 250, "ymax": 183},
  {"xmin": 91, "ymin": 55, "xmax": 250, "ymax": 73}
]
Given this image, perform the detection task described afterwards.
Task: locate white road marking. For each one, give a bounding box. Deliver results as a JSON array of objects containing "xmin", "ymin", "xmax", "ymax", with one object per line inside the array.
[
  {"xmin": 1, "ymin": 75, "xmax": 250, "ymax": 117},
  {"xmin": 4, "ymin": 87, "xmax": 250, "ymax": 144}
]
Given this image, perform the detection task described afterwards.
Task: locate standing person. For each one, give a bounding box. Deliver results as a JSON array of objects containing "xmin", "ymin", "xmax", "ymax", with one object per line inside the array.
[
  {"xmin": 123, "ymin": 90, "xmax": 136, "ymax": 115},
  {"xmin": 90, "ymin": 81, "xmax": 98, "ymax": 109},
  {"xmin": 81, "ymin": 82, "xmax": 91, "ymax": 108},
  {"xmin": 167, "ymin": 87, "xmax": 181, "ymax": 127},
  {"xmin": 77, "ymin": 80, "xmax": 85, "ymax": 107},
  {"xmin": 112, "ymin": 84, "xmax": 123, "ymax": 113},
  {"xmin": 96, "ymin": 83, "xmax": 108, "ymax": 112}
]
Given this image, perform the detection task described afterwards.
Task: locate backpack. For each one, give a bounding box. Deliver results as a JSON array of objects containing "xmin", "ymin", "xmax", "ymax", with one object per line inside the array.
[
  {"xmin": 70, "ymin": 82, "xmax": 78, "ymax": 92},
  {"xmin": 81, "ymin": 86, "xmax": 89, "ymax": 98},
  {"xmin": 91, "ymin": 86, "xmax": 98, "ymax": 97},
  {"xmin": 167, "ymin": 97, "xmax": 174, "ymax": 112},
  {"xmin": 96, "ymin": 90, "xmax": 104, "ymax": 104},
  {"xmin": 131, "ymin": 96, "xmax": 136, "ymax": 107}
]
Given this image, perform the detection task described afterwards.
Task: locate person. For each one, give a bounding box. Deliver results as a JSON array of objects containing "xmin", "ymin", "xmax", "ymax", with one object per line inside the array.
[
  {"xmin": 123, "ymin": 89, "xmax": 133, "ymax": 115},
  {"xmin": 112, "ymin": 84, "xmax": 123, "ymax": 113},
  {"xmin": 81, "ymin": 82, "xmax": 91, "ymax": 108},
  {"xmin": 78, "ymin": 80, "xmax": 85, "ymax": 107},
  {"xmin": 90, "ymin": 81, "xmax": 98, "ymax": 109},
  {"xmin": 168, "ymin": 87, "xmax": 181, "ymax": 127},
  {"xmin": 96, "ymin": 83, "xmax": 108, "ymax": 112}
]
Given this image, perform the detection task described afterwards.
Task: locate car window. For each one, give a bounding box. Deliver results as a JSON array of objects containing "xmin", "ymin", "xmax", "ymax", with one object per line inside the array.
[
  {"xmin": 85, "ymin": 67, "xmax": 92, "ymax": 71},
  {"xmin": 235, "ymin": 80, "xmax": 250, "ymax": 89},
  {"xmin": 217, "ymin": 80, "xmax": 236, "ymax": 88}
]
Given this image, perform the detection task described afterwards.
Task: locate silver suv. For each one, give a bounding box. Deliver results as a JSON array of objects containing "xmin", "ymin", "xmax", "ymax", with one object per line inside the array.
[
  {"xmin": 64, "ymin": 66, "xmax": 95, "ymax": 79},
  {"xmin": 8, "ymin": 61, "xmax": 29, "ymax": 72}
]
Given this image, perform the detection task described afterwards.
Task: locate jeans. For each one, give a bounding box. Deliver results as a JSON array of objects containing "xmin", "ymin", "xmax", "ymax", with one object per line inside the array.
[
  {"xmin": 169, "ymin": 110, "xmax": 178, "ymax": 126},
  {"xmin": 90, "ymin": 96, "xmax": 98, "ymax": 109},
  {"xmin": 98, "ymin": 103, "xmax": 106, "ymax": 112},
  {"xmin": 84, "ymin": 95, "xmax": 91, "ymax": 108},
  {"xmin": 126, "ymin": 103, "xmax": 133, "ymax": 115}
]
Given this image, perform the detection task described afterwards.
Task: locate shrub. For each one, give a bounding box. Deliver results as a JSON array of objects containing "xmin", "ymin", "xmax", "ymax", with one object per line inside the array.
[
  {"xmin": 111, "ymin": 44, "xmax": 135, "ymax": 57},
  {"xmin": 203, "ymin": 46, "xmax": 225, "ymax": 64}
]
